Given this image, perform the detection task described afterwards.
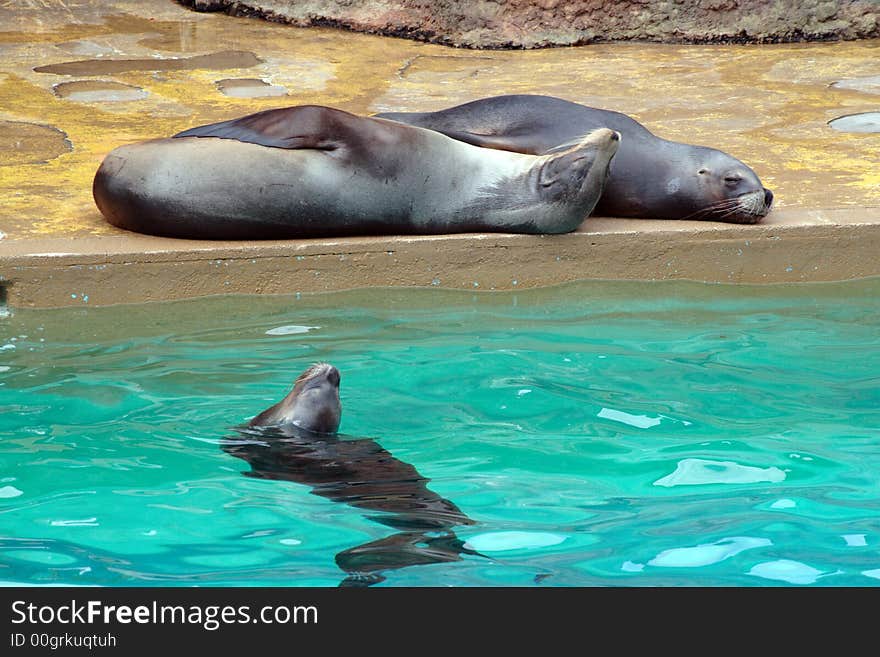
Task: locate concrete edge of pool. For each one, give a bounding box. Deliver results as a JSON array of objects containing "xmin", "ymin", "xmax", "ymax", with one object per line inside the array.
[{"xmin": 1, "ymin": 206, "xmax": 879, "ymax": 309}]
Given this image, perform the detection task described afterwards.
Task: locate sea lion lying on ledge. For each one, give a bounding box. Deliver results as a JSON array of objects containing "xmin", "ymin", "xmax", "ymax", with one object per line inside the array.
[
  {"xmin": 93, "ymin": 104, "xmax": 619, "ymax": 239},
  {"xmin": 376, "ymin": 94, "xmax": 773, "ymax": 224}
]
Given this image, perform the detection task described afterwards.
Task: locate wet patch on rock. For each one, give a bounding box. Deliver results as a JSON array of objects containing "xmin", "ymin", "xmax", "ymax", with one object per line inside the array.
[
  {"xmin": 53, "ymin": 80, "xmax": 148, "ymax": 102},
  {"xmin": 831, "ymin": 75, "xmax": 880, "ymax": 95},
  {"xmin": 0, "ymin": 121, "xmax": 73, "ymax": 166},
  {"xmin": 54, "ymin": 40, "xmax": 117, "ymax": 57},
  {"xmin": 34, "ymin": 50, "xmax": 262, "ymax": 75},
  {"xmin": 398, "ymin": 54, "xmax": 497, "ymax": 79},
  {"xmin": 138, "ymin": 24, "xmax": 203, "ymax": 52},
  {"xmin": 828, "ymin": 112, "xmax": 880, "ymax": 133},
  {"xmin": 215, "ymin": 78, "xmax": 287, "ymax": 97}
]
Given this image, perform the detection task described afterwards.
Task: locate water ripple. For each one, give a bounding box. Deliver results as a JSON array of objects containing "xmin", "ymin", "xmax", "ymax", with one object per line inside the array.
[{"xmin": 1, "ymin": 279, "xmax": 878, "ymax": 585}]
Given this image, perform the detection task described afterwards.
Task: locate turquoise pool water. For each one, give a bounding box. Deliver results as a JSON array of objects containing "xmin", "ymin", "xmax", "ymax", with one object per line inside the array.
[{"xmin": 1, "ymin": 279, "xmax": 879, "ymax": 587}]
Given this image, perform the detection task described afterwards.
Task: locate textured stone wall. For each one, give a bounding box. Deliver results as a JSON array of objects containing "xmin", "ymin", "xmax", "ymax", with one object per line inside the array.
[{"xmin": 178, "ymin": 0, "xmax": 880, "ymax": 48}]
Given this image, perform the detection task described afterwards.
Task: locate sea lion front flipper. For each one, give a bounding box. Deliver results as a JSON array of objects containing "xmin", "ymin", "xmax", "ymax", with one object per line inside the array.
[{"xmin": 173, "ymin": 106, "xmax": 340, "ymax": 151}]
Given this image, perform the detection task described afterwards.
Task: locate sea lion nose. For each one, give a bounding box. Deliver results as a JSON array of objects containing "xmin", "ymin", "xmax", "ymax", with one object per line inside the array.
[{"xmin": 763, "ymin": 188, "xmax": 774, "ymax": 207}]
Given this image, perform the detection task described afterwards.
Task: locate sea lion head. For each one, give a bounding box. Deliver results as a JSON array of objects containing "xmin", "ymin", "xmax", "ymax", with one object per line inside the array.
[
  {"xmin": 456, "ymin": 127, "xmax": 620, "ymax": 234},
  {"xmin": 249, "ymin": 362, "xmax": 342, "ymax": 433},
  {"xmin": 537, "ymin": 128, "xmax": 621, "ymax": 207},
  {"xmin": 679, "ymin": 148, "xmax": 773, "ymax": 224},
  {"xmin": 477, "ymin": 127, "xmax": 619, "ymax": 234}
]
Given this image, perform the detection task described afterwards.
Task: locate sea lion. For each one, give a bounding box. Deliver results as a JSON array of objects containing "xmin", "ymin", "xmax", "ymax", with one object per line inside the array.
[
  {"xmin": 247, "ymin": 361, "xmax": 342, "ymax": 433},
  {"xmin": 225, "ymin": 362, "xmax": 476, "ymax": 586},
  {"xmin": 376, "ymin": 94, "xmax": 773, "ymax": 224},
  {"xmin": 93, "ymin": 104, "xmax": 620, "ymax": 239}
]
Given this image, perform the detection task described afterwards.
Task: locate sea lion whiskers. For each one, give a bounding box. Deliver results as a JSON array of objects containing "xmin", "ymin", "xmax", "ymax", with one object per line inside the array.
[
  {"xmin": 678, "ymin": 198, "xmax": 741, "ymax": 221},
  {"xmin": 740, "ymin": 187, "xmax": 772, "ymax": 217},
  {"xmin": 678, "ymin": 188, "xmax": 770, "ymax": 224},
  {"xmin": 684, "ymin": 200, "xmax": 742, "ymax": 222},
  {"xmin": 721, "ymin": 188, "xmax": 772, "ymax": 223}
]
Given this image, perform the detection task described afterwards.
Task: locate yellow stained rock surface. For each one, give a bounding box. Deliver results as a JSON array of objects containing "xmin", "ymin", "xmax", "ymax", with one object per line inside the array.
[
  {"xmin": 1, "ymin": 1, "xmax": 878, "ymax": 240},
  {"xmin": 0, "ymin": 1, "xmax": 877, "ymax": 307}
]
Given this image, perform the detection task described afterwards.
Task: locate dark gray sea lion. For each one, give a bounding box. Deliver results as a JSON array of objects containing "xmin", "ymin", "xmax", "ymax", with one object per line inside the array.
[
  {"xmin": 376, "ymin": 94, "xmax": 773, "ymax": 224},
  {"xmin": 224, "ymin": 362, "xmax": 476, "ymax": 586},
  {"xmin": 247, "ymin": 361, "xmax": 342, "ymax": 433},
  {"xmin": 93, "ymin": 104, "xmax": 620, "ymax": 239}
]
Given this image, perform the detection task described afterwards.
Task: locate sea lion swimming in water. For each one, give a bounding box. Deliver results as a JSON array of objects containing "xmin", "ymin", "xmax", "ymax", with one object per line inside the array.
[
  {"xmin": 247, "ymin": 361, "xmax": 342, "ymax": 433},
  {"xmin": 376, "ymin": 94, "xmax": 773, "ymax": 224},
  {"xmin": 224, "ymin": 363, "xmax": 476, "ymax": 586},
  {"xmin": 93, "ymin": 104, "xmax": 620, "ymax": 239}
]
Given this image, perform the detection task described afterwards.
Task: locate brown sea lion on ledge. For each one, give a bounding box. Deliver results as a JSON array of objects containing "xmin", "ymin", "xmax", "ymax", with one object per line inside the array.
[{"xmin": 93, "ymin": 104, "xmax": 619, "ymax": 239}]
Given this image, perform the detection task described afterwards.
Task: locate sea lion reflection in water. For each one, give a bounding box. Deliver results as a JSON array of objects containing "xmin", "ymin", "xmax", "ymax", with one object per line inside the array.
[
  {"xmin": 377, "ymin": 94, "xmax": 774, "ymax": 224},
  {"xmin": 223, "ymin": 363, "xmax": 477, "ymax": 586},
  {"xmin": 93, "ymin": 104, "xmax": 620, "ymax": 239}
]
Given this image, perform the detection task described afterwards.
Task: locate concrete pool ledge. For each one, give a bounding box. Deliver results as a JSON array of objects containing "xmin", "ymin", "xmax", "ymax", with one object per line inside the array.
[{"xmin": 1, "ymin": 206, "xmax": 878, "ymax": 309}]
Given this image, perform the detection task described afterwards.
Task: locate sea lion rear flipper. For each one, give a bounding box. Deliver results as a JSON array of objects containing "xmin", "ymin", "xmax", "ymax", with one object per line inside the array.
[{"xmin": 174, "ymin": 106, "xmax": 340, "ymax": 151}]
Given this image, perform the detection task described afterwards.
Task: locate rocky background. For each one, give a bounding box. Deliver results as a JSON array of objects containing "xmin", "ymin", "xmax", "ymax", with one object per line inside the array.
[{"xmin": 178, "ymin": 0, "xmax": 880, "ymax": 48}]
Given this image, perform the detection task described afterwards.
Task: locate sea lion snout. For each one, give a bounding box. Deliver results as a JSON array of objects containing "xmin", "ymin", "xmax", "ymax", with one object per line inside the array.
[
  {"xmin": 301, "ymin": 363, "xmax": 341, "ymax": 389},
  {"xmin": 249, "ymin": 362, "xmax": 342, "ymax": 433},
  {"xmin": 580, "ymin": 127, "xmax": 620, "ymax": 148},
  {"xmin": 726, "ymin": 187, "xmax": 773, "ymax": 223}
]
